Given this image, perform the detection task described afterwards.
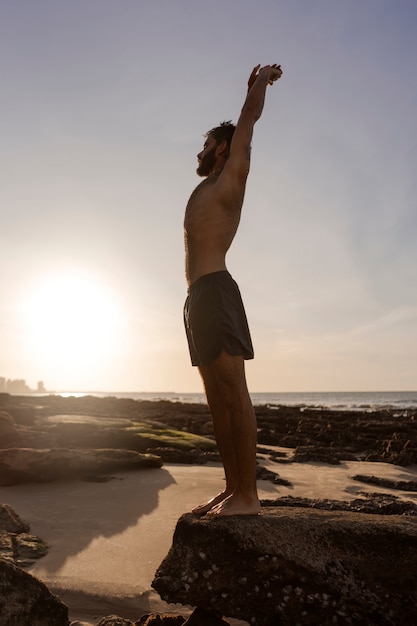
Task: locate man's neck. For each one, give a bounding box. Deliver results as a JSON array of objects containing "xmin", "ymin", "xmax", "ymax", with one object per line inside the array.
[{"xmin": 207, "ymin": 166, "xmax": 224, "ymax": 179}]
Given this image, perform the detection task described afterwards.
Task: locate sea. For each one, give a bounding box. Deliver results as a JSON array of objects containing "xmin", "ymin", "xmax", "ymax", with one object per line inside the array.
[{"xmin": 54, "ymin": 390, "xmax": 417, "ymax": 411}]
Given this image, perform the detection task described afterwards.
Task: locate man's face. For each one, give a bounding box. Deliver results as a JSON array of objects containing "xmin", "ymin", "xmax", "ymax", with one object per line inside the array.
[{"xmin": 196, "ymin": 136, "xmax": 217, "ymax": 177}]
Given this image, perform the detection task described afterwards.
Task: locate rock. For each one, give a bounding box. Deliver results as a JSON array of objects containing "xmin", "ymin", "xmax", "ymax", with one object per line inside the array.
[
  {"xmin": 0, "ymin": 530, "xmax": 48, "ymax": 566},
  {"xmin": 0, "ymin": 559, "xmax": 69, "ymax": 626},
  {"xmin": 261, "ymin": 493, "xmax": 417, "ymax": 516},
  {"xmin": 183, "ymin": 607, "xmax": 230, "ymax": 625},
  {"xmin": 352, "ymin": 474, "xmax": 417, "ymax": 491},
  {"xmin": 290, "ymin": 446, "xmax": 349, "ymax": 465},
  {"xmin": 137, "ymin": 616, "xmax": 185, "ymax": 625},
  {"xmin": 0, "ymin": 503, "xmax": 48, "ymax": 567},
  {"xmin": 147, "ymin": 447, "xmax": 207, "ymax": 464},
  {"xmin": 0, "ymin": 503, "xmax": 30, "ymax": 533},
  {"xmin": 0, "ymin": 448, "xmax": 163, "ymax": 486},
  {"xmin": 256, "ymin": 466, "xmax": 292, "ymax": 486},
  {"xmin": 95, "ymin": 617, "xmax": 136, "ymax": 626},
  {"xmin": 0, "ymin": 411, "xmax": 22, "ymax": 448},
  {"xmin": 373, "ymin": 434, "xmax": 417, "ymax": 466},
  {"xmin": 5, "ymin": 404, "xmax": 37, "ymax": 426},
  {"xmin": 136, "ymin": 611, "xmax": 228, "ymax": 625},
  {"xmin": 152, "ymin": 508, "xmax": 417, "ymax": 625}
]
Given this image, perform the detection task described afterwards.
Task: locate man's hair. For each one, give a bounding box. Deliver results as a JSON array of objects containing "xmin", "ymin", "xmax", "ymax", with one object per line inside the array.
[{"xmin": 206, "ymin": 120, "xmax": 236, "ymax": 154}]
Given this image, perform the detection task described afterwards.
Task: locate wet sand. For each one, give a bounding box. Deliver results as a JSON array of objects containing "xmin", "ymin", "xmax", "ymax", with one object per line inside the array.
[{"xmin": 1, "ymin": 456, "xmax": 417, "ymax": 624}]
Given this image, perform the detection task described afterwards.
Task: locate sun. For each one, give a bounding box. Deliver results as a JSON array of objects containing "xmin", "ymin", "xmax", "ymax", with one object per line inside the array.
[{"xmin": 19, "ymin": 269, "xmax": 126, "ymax": 388}]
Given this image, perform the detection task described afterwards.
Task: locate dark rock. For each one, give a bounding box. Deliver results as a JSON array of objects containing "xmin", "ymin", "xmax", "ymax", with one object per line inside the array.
[
  {"xmin": 352, "ymin": 474, "xmax": 417, "ymax": 491},
  {"xmin": 95, "ymin": 618, "xmax": 135, "ymax": 626},
  {"xmin": 147, "ymin": 447, "xmax": 206, "ymax": 464},
  {"xmin": 136, "ymin": 615, "xmax": 185, "ymax": 625},
  {"xmin": 261, "ymin": 493, "xmax": 417, "ymax": 516},
  {"xmin": 135, "ymin": 609, "xmax": 228, "ymax": 625},
  {"xmin": 0, "ymin": 503, "xmax": 30, "ymax": 533},
  {"xmin": 0, "ymin": 531, "xmax": 48, "ymax": 566},
  {"xmin": 183, "ymin": 607, "xmax": 230, "ymax": 625},
  {"xmin": 256, "ymin": 466, "xmax": 292, "ymax": 486},
  {"xmin": 0, "ymin": 559, "xmax": 69, "ymax": 626},
  {"xmin": 0, "ymin": 448, "xmax": 163, "ymax": 486},
  {"xmin": 153, "ymin": 509, "xmax": 417, "ymax": 625},
  {"xmin": 5, "ymin": 404, "xmax": 37, "ymax": 425},
  {"xmin": 0, "ymin": 503, "xmax": 48, "ymax": 567},
  {"xmin": 370, "ymin": 434, "xmax": 417, "ymax": 466},
  {"xmin": 290, "ymin": 446, "xmax": 354, "ymax": 465},
  {"xmin": 0, "ymin": 411, "xmax": 22, "ymax": 448}
]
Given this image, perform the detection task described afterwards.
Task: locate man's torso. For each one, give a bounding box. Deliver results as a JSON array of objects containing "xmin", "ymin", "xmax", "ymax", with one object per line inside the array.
[{"xmin": 184, "ymin": 171, "xmax": 246, "ymax": 286}]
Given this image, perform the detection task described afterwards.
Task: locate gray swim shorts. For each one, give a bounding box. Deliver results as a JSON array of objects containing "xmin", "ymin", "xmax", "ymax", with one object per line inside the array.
[{"xmin": 183, "ymin": 271, "xmax": 254, "ymax": 366}]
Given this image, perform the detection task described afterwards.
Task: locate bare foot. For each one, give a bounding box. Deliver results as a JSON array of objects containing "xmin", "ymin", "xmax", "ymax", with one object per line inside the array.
[
  {"xmin": 205, "ymin": 493, "xmax": 261, "ymax": 517},
  {"xmin": 192, "ymin": 490, "xmax": 231, "ymax": 515}
]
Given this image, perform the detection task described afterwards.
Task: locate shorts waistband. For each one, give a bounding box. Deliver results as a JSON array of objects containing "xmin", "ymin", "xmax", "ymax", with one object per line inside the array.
[{"xmin": 188, "ymin": 271, "xmax": 231, "ymax": 293}]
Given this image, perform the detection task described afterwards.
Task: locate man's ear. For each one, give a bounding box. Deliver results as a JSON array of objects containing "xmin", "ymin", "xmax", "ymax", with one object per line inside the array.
[{"xmin": 216, "ymin": 139, "xmax": 229, "ymax": 157}]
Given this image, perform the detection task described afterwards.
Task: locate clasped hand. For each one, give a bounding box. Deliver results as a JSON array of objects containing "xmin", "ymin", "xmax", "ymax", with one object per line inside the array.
[{"xmin": 248, "ymin": 63, "xmax": 282, "ymax": 91}]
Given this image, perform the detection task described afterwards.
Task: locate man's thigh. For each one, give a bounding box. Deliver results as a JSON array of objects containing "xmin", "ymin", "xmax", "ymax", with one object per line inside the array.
[{"xmin": 209, "ymin": 351, "xmax": 248, "ymax": 390}]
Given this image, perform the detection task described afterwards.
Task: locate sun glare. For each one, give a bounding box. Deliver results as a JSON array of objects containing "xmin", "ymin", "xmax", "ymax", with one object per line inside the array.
[{"xmin": 19, "ymin": 270, "xmax": 126, "ymax": 387}]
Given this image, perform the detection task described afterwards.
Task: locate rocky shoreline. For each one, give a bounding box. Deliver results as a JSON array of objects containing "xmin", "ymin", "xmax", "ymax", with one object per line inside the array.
[
  {"xmin": 1, "ymin": 393, "xmax": 417, "ymax": 466},
  {"xmin": 1, "ymin": 393, "xmax": 417, "ymax": 625}
]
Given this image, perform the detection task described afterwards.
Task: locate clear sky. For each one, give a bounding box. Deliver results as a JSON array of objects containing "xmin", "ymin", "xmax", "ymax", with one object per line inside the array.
[{"xmin": 1, "ymin": 0, "xmax": 416, "ymax": 393}]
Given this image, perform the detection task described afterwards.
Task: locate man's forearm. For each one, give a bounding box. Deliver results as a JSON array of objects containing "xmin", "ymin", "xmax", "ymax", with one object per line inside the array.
[{"xmin": 242, "ymin": 72, "xmax": 270, "ymax": 123}]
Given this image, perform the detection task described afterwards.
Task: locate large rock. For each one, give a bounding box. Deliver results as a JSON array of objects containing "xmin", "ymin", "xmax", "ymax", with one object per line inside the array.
[
  {"xmin": 0, "ymin": 504, "xmax": 48, "ymax": 566},
  {"xmin": 0, "ymin": 503, "xmax": 29, "ymax": 534},
  {"xmin": 152, "ymin": 508, "xmax": 417, "ymax": 625},
  {"xmin": 0, "ymin": 448, "xmax": 162, "ymax": 486},
  {"xmin": 0, "ymin": 411, "xmax": 22, "ymax": 448},
  {"xmin": 0, "ymin": 559, "xmax": 69, "ymax": 626}
]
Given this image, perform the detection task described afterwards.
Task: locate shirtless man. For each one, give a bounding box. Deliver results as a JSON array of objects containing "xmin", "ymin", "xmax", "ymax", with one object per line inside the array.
[{"xmin": 183, "ymin": 64, "xmax": 283, "ymax": 516}]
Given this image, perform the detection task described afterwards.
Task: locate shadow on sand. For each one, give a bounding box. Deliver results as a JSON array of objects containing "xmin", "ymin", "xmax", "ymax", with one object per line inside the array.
[{"xmin": 0, "ymin": 466, "xmax": 175, "ymax": 572}]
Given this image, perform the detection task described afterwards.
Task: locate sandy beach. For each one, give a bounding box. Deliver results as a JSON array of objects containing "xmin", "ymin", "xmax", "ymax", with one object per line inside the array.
[{"xmin": 1, "ymin": 453, "xmax": 417, "ymax": 624}]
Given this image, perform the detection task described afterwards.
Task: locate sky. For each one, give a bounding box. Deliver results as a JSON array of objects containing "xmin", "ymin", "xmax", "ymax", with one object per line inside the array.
[{"xmin": 1, "ymin": 0, "xmax": 416, "ymax": 393}]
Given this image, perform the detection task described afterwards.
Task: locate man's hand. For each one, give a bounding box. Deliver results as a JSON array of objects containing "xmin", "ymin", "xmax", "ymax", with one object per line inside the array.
[{"xmin": 247, "ymin": 63, "xmax": 283, "ymax": 92}]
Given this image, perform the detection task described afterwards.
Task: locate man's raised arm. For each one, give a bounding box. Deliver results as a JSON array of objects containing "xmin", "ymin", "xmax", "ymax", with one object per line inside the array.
[
  {"xmin": 244, "ymin": 63, "xmax": 282, "ymax": 121},
  {"xmin": 225, "ymin": 63, "xmax": 283, "ymax": 179}
]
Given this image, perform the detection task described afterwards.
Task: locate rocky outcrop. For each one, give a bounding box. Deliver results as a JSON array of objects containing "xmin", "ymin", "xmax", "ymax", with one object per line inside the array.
[
  {"xmin": 0, "ymin": 411, "xmax": 22, "ymax": 448},
  {"xmin": 0, "ymin": 448, "xmax": 163, "ymax": 486},
  {"xmin": 92, "ymin": 609, "xmax": 229, "ymax": 625},
  {"xmin": 153, "ymin": 508, "xmax": 417, "ymax": 626},
  {"xmin": 0, "ymin": 503, "xmax": 48, "ymax": 567},
  {"xmin": 136, "ymin": 616, "xmax": 186, "ymax": 625},
  {"xmin": 256, "ymin": 408, "xmax": 417, "ymax": 466},
  {"xmin": 0, "ymin": 504, "xmax": 68, "ymax": 625},
  {"xmin": 261, "ymin": 493, "xmax": 417, "ymax": 516},
  {"xmin": 95, "ymin": 618, "xmax": 138, "ymax": 626},
  {"xmin": 2, "ymin": 403, "xmax": 37, "ymax": 426},
  {"xmin": 1, "ymin": 394, "xmax": 416, "ymax": 466},
  {"xmin": 0, "ymin": 559, "xmax": 69, "ymax": 626},
  {"xmin": 0, "ymin": 503, "xmax": 29, "ymax": 534},
  {"xmin": 352, "ymin": 474, "xmax": 417, "ymax": 492}
]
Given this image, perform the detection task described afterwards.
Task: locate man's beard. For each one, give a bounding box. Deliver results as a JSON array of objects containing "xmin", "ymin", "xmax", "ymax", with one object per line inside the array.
[{"xmin": 196, "ymin": 146, "xmax": 217, "ymax": 177}]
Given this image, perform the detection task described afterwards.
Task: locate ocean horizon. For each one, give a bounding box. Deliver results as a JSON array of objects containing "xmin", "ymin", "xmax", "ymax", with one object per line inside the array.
[{"xmin": 44, "ymin": 390, "xmax": 417, "ymax": 411}]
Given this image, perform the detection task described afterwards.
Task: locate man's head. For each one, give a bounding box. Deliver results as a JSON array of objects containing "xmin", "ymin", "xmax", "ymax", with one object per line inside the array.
[{"xmin": 196, "ymin": 120, "xmax": 236, "ymax": 177}]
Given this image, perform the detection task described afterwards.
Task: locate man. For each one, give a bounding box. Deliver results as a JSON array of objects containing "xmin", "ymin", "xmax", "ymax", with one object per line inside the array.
[{"xmin": 183, "ymin": 64, "xmax": 283, "ymax": 516}]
